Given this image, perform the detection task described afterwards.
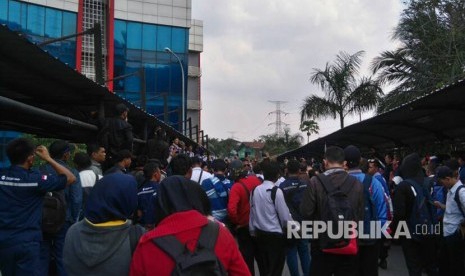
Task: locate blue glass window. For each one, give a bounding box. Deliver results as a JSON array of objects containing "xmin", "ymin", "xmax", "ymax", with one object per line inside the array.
[
  {"xmin": 62, "ymin": 12, "xmax": 76, "ymax": 40},
  {"xmin": 124, "ymin": 62, "xmax": 142, "ymax": 92},
  {"xmin": 114, "ymin": 20, "xmax": 126, "ymax": 49},
  {"xmin": 20, "ymin": 2, "xmax": 27, "ymax": 29},
  {"xmin": 142, "ymin": 24, "xmax": 156, "ymax": 51},
  {"xmin": 156, "ymin": 25, "xmax": 171, "ymax": 51},
  {"xmin": 127, "ymin": 22, "xmax": 142, "ymax": 49},
  {"xmin": 171, "ymin": 27, "xmax": 186, "ymax": 53},
  {"xmin": 45, "ymin": 9, "xmax": 62, "ymax": 38},
  {"xmin": 27, "ymin": 5, "xmax": 45, "ymax": 36},
  {"xmin": 144, "ymin": 63, "xmax": 156, "ymax": 94},
  {"xmin": 156, "ymin": 63, "xmax": 170, "ymax": 93},
  {"xmin": 0, "ymin": 0, "xmax": 7, "ymax": 23},
  {"xmin": 8, "ymin": 0, "xmax": 21, "ymax": 30}
]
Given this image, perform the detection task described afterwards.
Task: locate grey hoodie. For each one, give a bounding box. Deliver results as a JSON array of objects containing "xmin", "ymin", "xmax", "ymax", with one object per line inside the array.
[{"xmin": 64, "ymin": 220, "xmax": 139, "ymax": 276}]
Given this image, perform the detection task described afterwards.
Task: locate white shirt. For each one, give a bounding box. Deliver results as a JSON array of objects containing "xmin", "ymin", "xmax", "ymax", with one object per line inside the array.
[
  {"xmin": 190, "ymin": 167, "xmax": 213, "ymax": 184},
  {"xmin": 443, "ymin": 181, "xmax": 465, "ymax": 237},
  {"xmin": 249, "ymin": 180, "xmax": 292, "ymax": 234},
  {"xmin": 79, "ymin": 170, "xmax": 100, "ymax": 188}
]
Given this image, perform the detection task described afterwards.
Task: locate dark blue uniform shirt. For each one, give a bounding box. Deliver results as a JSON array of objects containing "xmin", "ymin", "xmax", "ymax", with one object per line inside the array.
[
  {"xmin": 137, "ymin": 180, "xmax": 158, "ymax": 225},
  {"xmin": 0, "ymin": 165, "xmax": 66, "ymax": 248}
]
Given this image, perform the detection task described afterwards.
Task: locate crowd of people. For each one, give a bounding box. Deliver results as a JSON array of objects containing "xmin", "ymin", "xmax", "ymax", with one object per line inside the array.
[{"xmin": 1, "ymin": 134, "xmax": 465, "ymax": 276}]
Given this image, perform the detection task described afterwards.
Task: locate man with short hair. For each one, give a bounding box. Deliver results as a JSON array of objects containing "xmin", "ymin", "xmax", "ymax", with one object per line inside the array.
[
  {"xmin": 201, "ymin": 159, "xmax": 232, "ymax": 222},
  {"xmin": 227, "ymin": 159, "xmax": 262, "ymax": 275},
  {"xmin": 250, "ymin": 161, "xmax": 291, "ymax": 276},
  {"xmin": 279, "ymin": 159, "xmax": 310, "ymax": 276},
  {"xmin": 39, "ymin": 140, "xmax": 82, "ymax": 276},
  {"xmin": 190, "ymin": 156, "xmax": 213, "ymax": 184},
  {"xmin": 436, "ymin": 161, "xmax": 465, "ymax": 275},
  {"xmin": 87, "ymin": 143, "xmax": 106, "ymax": 177},
  {"xmin": 137, "ymin": 162, "xmax": 162, "ymax": 230},
  {"xmin": 367, "ymin": 158, "xmax": 393, "ymax": 270},
  {"xmin": 0, "ymin": 138, "xmax": 76, "ymax": 275},
  {"xmin": 300, "ymin": 146, "xmax": 364, "ymax": 276},
  {"xmin": 104, "ymin": 149, "xmax": 133, "ymax": 175},
  {"xmin": 100, "ymin": 103, "xmax": 133, "ymax": 158},
  {"xmin": 345, "ymin": 145, "xmax": 387, "ymax": 276}
]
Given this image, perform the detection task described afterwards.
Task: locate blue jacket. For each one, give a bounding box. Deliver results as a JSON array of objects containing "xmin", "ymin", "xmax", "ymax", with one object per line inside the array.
[
  {"xmin": 201, "ymin": 174, "xmax": 232, "ymax": 222},
  {"xmin": 45, "ymin": 160, "xmax": 82, "ymax": 223},
  {"xmin": 0, "ymin": 165, "xmax": 67, "ymax": 247},
  {"xmin": 349, "ymin": 170, "xmax": 388, "ymax": 235}
]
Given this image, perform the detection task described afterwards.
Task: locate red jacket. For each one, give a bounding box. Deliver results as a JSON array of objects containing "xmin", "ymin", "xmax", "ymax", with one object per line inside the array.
[
  {"xmin": 227, "ymin": 175, "xmax": 262, "ymax": 227},
  {"xmin": 130, "ymin": 210, "xmax": 250, "ymax": 276}
]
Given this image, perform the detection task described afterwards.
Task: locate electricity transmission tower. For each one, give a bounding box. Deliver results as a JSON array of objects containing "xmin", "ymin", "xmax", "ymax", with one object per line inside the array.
[
  {"xmin": 227, "ymin": 131, "xmax": 236, "ymax": 140},
  {"xmin": 268, "ymin": 101, "xmax": 289, "ymax": 136}
]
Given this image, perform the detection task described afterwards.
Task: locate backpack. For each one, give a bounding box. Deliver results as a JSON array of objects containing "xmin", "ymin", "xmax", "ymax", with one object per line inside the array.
[
  {"xmin": 153, "ymin": 221, "xmax": 227, "ymax": 276},
  {"xmin": 316, "ymin": 174, "xmax": 358, "ymax": 255},
  {"xmin": 454, "ymin": 185, "xmax": 465, "ymax": 218},
  {"xmin": 280, "ymin": 179, "xmax": 306, "ymax": 222},
  {"xmin": 404, "ymin": 178, "xmax": 438, "ymax": 241},
  {"xmin": 42, "ymin": 190, "xmax": 67, "ymax": 234},
  {"xmin": 40, "ymin": 165, "xmax": 67, "ymax": 234}
]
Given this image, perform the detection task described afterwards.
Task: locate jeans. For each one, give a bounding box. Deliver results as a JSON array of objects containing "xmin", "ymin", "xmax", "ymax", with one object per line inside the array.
[
  {"xmin": 286, "ymin": 239, "xmax": 310, "ymax": 276},
  {"xmin": 0, "ymin": 241, "xmax": 40, "ymax": 276},
  {"xmin": 39, "ymin": 221, "xmax": 72, "ymax": 276}
]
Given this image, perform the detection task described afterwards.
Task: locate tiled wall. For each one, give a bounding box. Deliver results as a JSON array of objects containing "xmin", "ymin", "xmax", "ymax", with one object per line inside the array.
[
  {"xmin": 18, "ymin": 0, "xmax": 78, "ymax": 12},
  {"xmin": 189, "ymin": 19, "xmax": 202, "ymax": 52},
  {"xmin": 115, "ymin": 0, "xmax": 191, "ymax": 28}
]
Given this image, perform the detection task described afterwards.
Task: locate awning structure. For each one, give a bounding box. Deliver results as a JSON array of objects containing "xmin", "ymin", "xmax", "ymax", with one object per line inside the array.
[
  {"xmin": 278, "ymin": 79, "xmax": 465, "ymax": 160},
  {"xmin": 0, "ymin": 24, "xmax": 199, "ymax": 147}
]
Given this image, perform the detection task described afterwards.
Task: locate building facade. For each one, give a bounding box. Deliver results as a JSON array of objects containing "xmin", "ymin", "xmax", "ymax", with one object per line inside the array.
[{"xmin": 0, "ymin": 0, "xmax": 203, "ymax": 166}]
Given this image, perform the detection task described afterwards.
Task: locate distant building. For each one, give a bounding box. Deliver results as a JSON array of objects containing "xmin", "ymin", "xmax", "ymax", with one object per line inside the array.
[{"xmin": 0, "ymin": 0, "xmax": 203, "ymax": 166}]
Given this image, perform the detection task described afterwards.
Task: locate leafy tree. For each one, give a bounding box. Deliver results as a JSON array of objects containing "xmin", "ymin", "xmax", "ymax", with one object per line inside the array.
[
  {"xmin": 300, "ymin": 120, "xmax": 320, "ymax": 143},
  {"xmin": 260, "ymin": 128, "xmax": 302, "ymax": 157},
  {"xmin": 208, "ymin": 138, "xmax": 240, "ymax": 158},
  {"xmin": 301, "ymin": 51, "xmax": 383, "ymax": 128},
  {"xmin": 372, "ymin": 0, "xmax": 465, "ymax": 113}
]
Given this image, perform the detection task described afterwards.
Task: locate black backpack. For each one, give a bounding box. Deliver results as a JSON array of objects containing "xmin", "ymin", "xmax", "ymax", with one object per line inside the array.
[
  {"xmin": 153, "ymin": 221, "xmax": 227, "ymax": 276},
  {"xmin": 40, "ymin": 165, "xmax": 67, "ymax": 234},
  {"xmin": 316, "ymin": 174, "xmax": 357, "ymax": 252},
  {"xmin": 42, "ymin": 190, "xmax": 67, "ymax": 234}
]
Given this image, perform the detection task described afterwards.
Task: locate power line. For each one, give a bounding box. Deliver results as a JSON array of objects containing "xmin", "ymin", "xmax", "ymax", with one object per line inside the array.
[{"xmin": 268, "ymin": 100, "xmax": 289, "ymax": 137}]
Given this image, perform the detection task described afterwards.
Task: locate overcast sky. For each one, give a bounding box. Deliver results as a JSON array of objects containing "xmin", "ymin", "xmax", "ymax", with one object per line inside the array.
[{"xmin": 192, "ymin": 0, "xmax": 403, "ymax": 142}]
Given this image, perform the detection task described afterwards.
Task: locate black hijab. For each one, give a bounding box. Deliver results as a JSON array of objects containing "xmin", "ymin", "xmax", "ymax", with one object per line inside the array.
[
  {"xmin": 154, "ymin": 175, "xmax": 211, "ymax": 225},
  {"xmin": 400, "ymin": 153, "xmax": 424, "ymax": 179}
]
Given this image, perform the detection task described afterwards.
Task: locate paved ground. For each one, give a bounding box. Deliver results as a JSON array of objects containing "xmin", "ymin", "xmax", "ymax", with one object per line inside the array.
[
  {"xmin": 256, "ymin": 243, "xmax": 410, "ymax": 276},
  {"xmin": 0, "ymin": 244, "xmax": 409, "ymax": 276}
]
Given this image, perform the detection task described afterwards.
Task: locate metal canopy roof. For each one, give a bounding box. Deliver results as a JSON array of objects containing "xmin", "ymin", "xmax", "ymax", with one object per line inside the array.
[
  {"xmin": 0, "ymin": 24, "xmax": 198, "ymax": 146},
  {"xmin": 278, "ymin": 79, "xmax": 465, "ymax": 160}
]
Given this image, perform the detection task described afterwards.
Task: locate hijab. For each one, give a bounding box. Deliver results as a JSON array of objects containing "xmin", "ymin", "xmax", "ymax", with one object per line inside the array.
[
  {"xmin": 154, "ymin": 175, "xmax": 210, "ymax": 225},
  {"xmin": 85, "ymin": 173, "xmax": 138, "ymax": 223}
]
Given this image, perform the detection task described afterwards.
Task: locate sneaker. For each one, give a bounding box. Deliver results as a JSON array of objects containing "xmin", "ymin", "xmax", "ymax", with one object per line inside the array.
[{"xmin": 379, "ymin": 259, "xmax": 387, "ymax": 270}]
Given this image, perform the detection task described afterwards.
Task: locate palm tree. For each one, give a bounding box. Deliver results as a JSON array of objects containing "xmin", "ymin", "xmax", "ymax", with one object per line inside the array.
[
  {"xmin": 299, "ymin": 120, "xmax": 319, "ymax": 143},
  {"xmin": 301, "ymin": 51, "xmax": 383, "ymax": 129},
  {"xmin": 371, "ymin": 0, "xmax": 465, "ymax": 113}
]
